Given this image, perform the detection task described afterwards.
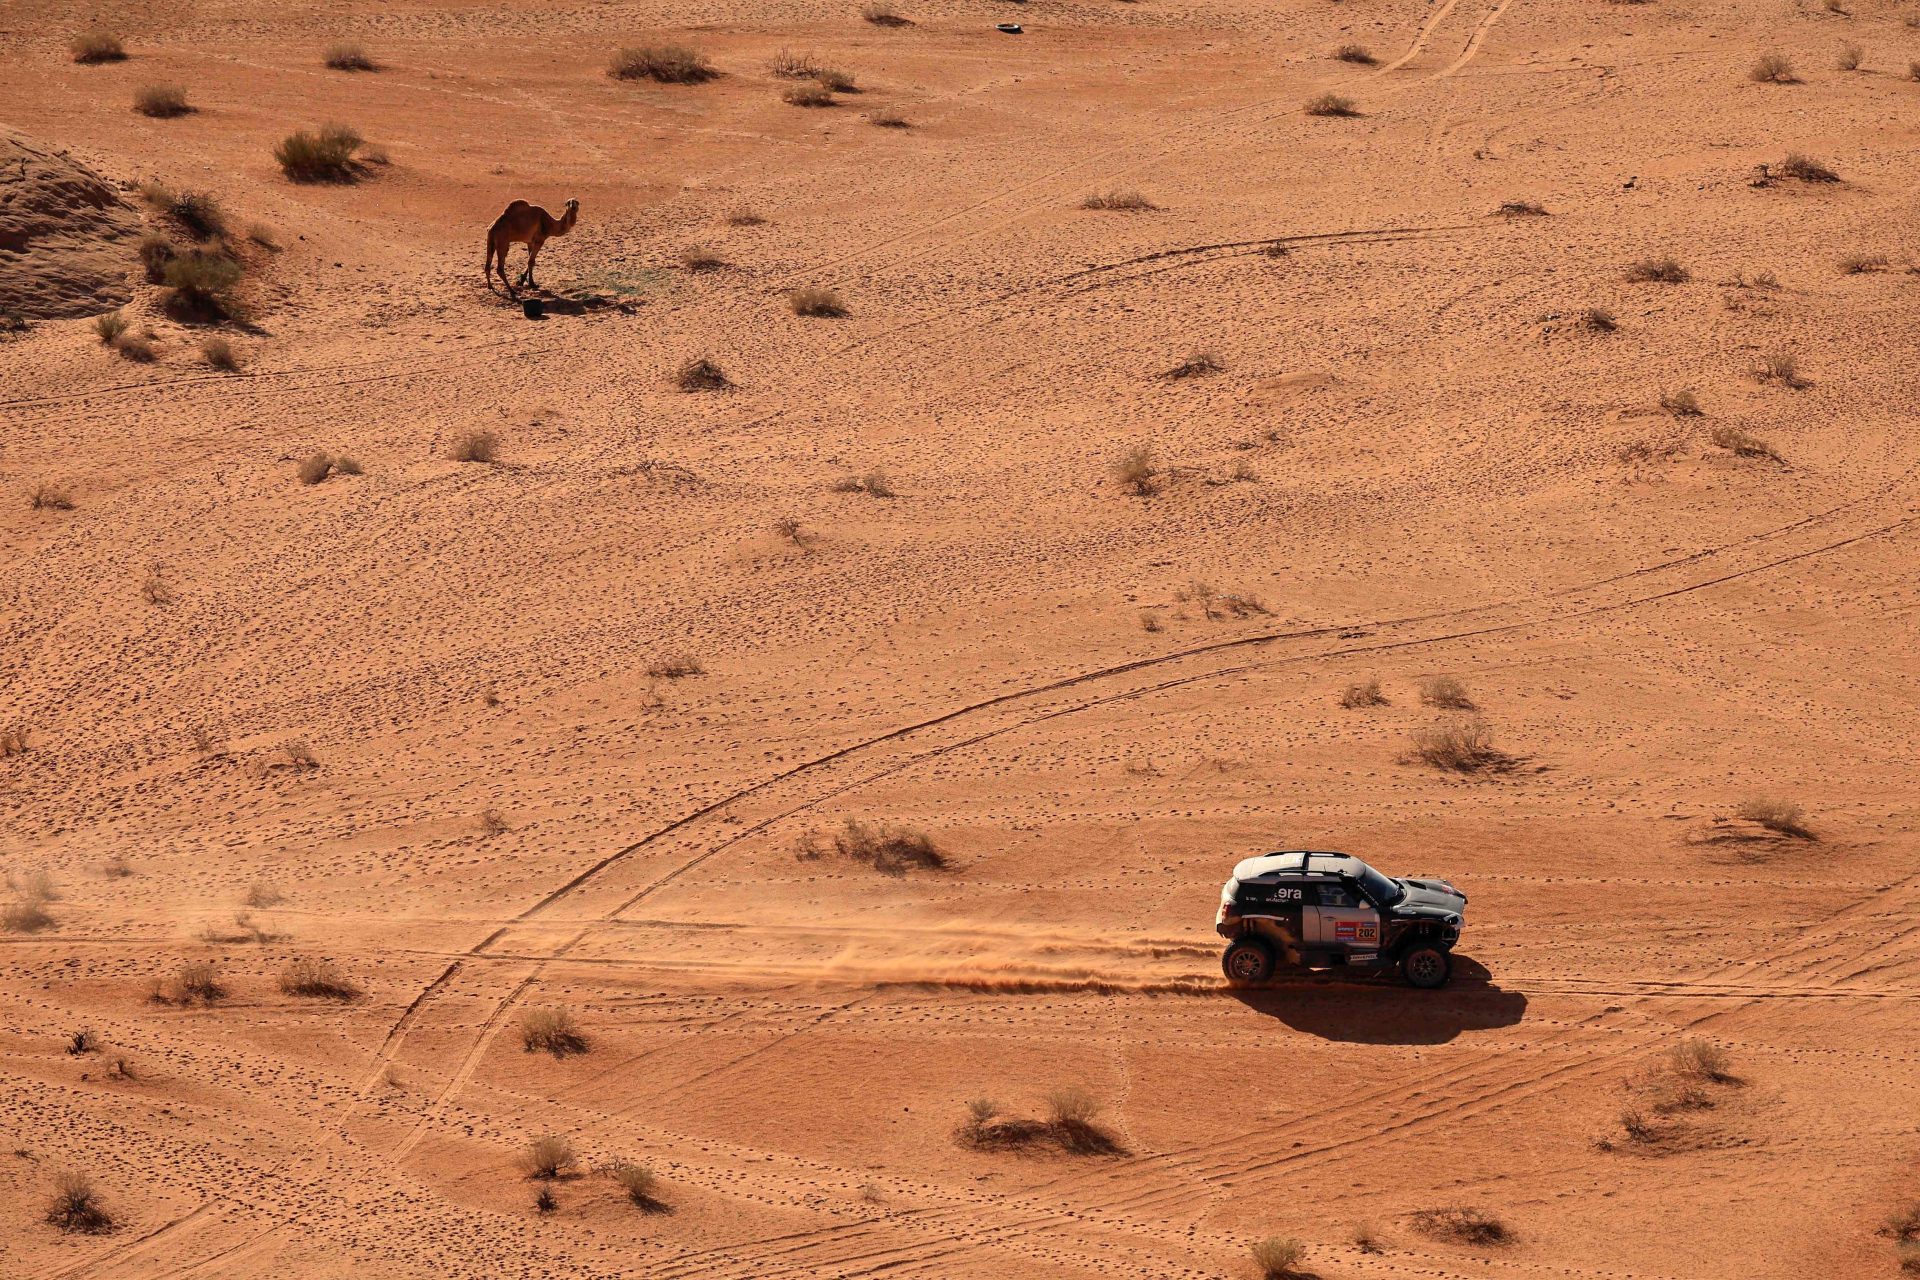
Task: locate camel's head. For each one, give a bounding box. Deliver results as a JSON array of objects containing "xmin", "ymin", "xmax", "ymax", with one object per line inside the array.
[{"xmin": 565, "ymin": 198, "xmax": 580, "ymax": 215}]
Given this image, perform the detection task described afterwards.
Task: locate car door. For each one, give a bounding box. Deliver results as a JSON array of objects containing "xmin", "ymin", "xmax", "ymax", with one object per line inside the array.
[{"xmin": 1310, "ymin": 880, "xmax": 1382, "ymax": 955}]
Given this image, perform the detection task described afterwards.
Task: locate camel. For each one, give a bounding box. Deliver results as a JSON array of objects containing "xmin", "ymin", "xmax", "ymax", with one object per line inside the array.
[{"xmin": 484, "ymin": 197, "xmax": 579, "ymax": 295}]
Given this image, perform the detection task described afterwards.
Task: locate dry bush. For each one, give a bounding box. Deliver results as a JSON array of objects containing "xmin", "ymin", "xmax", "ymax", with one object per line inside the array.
[
  {"xmin": 140, "ymin": 562, "xmax": 173, "ymax": 606},
  {"xmin": 1140, "ymin": 611, "xmax": 1163, "ymax": 632},
  {"xmin": 12, "ymin": 868, "xmax": 59, "ymax": 901},
  {"xmin": 770, "ymin": 47, "xmax": 821, "ymax": 78},
  {"xmin": 674, "ymin": 355, "xmax": 731, "ymax": 391},
  {"xmin": 1043, "ymin": 1088, "xmax": 1123, "ymax": 1154},
  {"xmin": 1885, "ymin": 1203, "xmax": 1920, "ymax": 1243},
  {"xmin": 1333, "ymin": 43, "xmax": 1376, "ymax": 64},
  {"xmin": 31, "ymin": 484, "xmax": 74, "ymax": 511},
  {"xmin": 1667, "ymin": 1037, "xmax": 1736, "ymax": 1083},
  {"xmin": 134, "ymin": 83, "xmax": 191, "ymax": 118},
  {"xmin": 788, "ymin": 286, "xmax": 847, "ymax": 317},
  {"xmin": 298, "ymin": 453, "xmax": 334, "ymax": 485},
  {"xmin": 67, "ymin": 1028, "xmax": 101, "ymax": 1055},
  {"xmin": 725, "ymin": 210, "xmax": 766, "ymax": 227},
  {"xmin": 45, "ymin": 1171, "xmax": 113, "ymax": 1233},
  {"xmin": 966, "ymin": 1097, "xmax": 1002, "ymax": 1128},
  {"xmin": 1411, "ymin": 1206, "xmax": 1512, "ymax": 1246},
  {"xmin": 610, "ymin": 45, "xmax": 717, "ymax": 83},
  {"xmin": 679, "ymin": 245, "xmax": 727, "ymax": 272},
  {"xmin": 1080, "ymin": 189, "xmax": 1157, "ymax": 210},
  {"xmin": 772, "ymin": 515, "xmax": 810, "ymax": 548},
  {"xmin": 1251, "ymin": 1237, "xmax": 1306, "ymax": 1279},
  {"xmin": 177, "ymin": 960, "xmax": 224, "ymax": 1002},
  {"xmin": 1837, "ymin": 43, "xmax": 1864, "ymax": 70},
  {"xmin": 815, "ymin": 67, "xmax": 859, "ymax": 92},
  {"xmin": 534, "ymin": 1185, "xmax": 558, "ymax": 1214},
  {"xmin": 1419, "ymin": 675, "xmax": 1474, "ymax": 709},
  {"xmin": 283, "ymin": 739, "xmax": 320, "ymax": 768},
  {"xmin": 1352, "ymin": 1221, "xmax": 1389, "ymax": 1254},
  {"xmin": 1111, "ymin": 445, "xmax": 1159, "ymax": 497},
  {"xmin": 1162, "ymin": 349, "xmax": 1222, "ymax": 379},
  {"xmin": 201, "ymin": 336, "xmax": 239, "ymax": 371},
  {"xmin": 0, "ymin": 725, "xmax": 31, "ymax": 756},
  {"xmin": 1840, "ymin": 252, "xmax": 1889, "ymax": 274},
  {"xmin": 870, "ymin": 111, "xmax": 910, "ymax": 128},
  {"xmin": 323, "ymin": 42, "xmax": 377, "ymax": 71},
  {"xmin": 1779, "ymin": 152, "xmax": 1839, "ymax": 183},
  {"xmin": 448, "ymin": 429, "xmax": 499, "ymax": 463},
  {"xmin": 71, "ymin": 31, "xmax": 126, "ymax": 64},
  {"xmin": 1735, "ymin": 796, "xmax": 1813, "ymax": 839},
  {"xmin": 1750, "ymin": 54, "xmax": 1797, "ymax": 83},
  {"xmin": 1708, "ymin": 424, "xmax": 1782, "ymax": 462},
  {"xmin": 274, "ymin": 124, "xmax": 365, "ymax": 182},
  {"xmin": 1582, "ymin": 306, "xmax": 1618, "ymax": 333},
  {"xmin": 2, "ymin": 897, "xmax": 54, "ymax": 933},
  {"xmin": 157, "ymin": 188, "xmax": 224, "ymax": 240},
  {"xmin": 832, "ymin": 469, "xmax": 896, "ymax": 497},
  {"xmin": 334, "ymin": 455, "xmax": 363, "ymax": 475},
  {"xmin": 1659, "ymin": 388, "xmax": 1702, "ymax": 417},
  {"xmin": 1410, "ymin": 716, "xmax": 1505, "ymax": 772},
  {"xmin": 139, "ymin": 232, "xmax": 179, "ymax": 282},
  {"xmin": 521, "ymin": 1134, "xmax": 576, "ymax": 1179},
  {"xmin": 1497, "ymin": 199, "xmax": 1547, "ymax": 216},
  {"xmin": 163, "ymin": 251, "xmax": 243, "ymax": 321},
  {"xmin": 1898, "ymin": 1240, "xmax": 1920, "ymax": 1274},
  {"xmin": 646, "ymin": 653, "xmax": 704, "ymax": 678},
  {"xmin": 1340, "ymin": 678, "xmax": 1388, "ymax": 708},
  {"xmin": 1753, "ymin": 350, "xmax": 1807, "ymax": 388},
  {"xmin": 1624, "ymin": 256, "xmax": 1689, "ymax": 283},
  {"xmin": 862, "ymin": 3, "xmax": 913, "ymax": 24},
  {"xmin": 114, "ymin": 328, "xmax": 157, "ymax": 362},
  {"xmin": 280, "ymin": 956, "xmax": 361, "ymax": 1000},
  {"xmin": 247, "ymin": 221, "xmax": 280, "ymax": 250},
  {"xmin": 797, "ymin": 818, "xmax": 946, "ymax": 875},
  {"xmin": 94, "ymin": 311, "xmax": 129, "ymax": 344},
  {"xmin": 1182, "ymin": 581, "xmax": 1269, "ymax": 619},
  {"xmin": 607, "ymin": 1160, "xmax": 667, "ymax": 1210},
  {"xmin": 521, "ymin": 1005, "xmax": 590, "ymax": 1056},
  {"xmin": 1304, "ymin": 93, "xmax": 1359, "ymax": 116},
  {"xmin": 243, "ymin": 881, "xmax": 282, "ymax": 907},
  {"xmin": 783, "ymin": 81, "xmax": 836, "ymax": 107},
  {"xmin": 103, "ymin": 855, "xmax": 134, "ymax": 877}
]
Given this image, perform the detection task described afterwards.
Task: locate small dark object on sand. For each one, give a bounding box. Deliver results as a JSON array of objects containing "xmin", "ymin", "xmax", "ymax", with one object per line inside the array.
[
  {"xmin": 996, "ymin": 22, "xmax": 1023, "ymax": 32},
  {"xmin": 522, "ymin": 298, "xmax": 545, "ymax": 319}
]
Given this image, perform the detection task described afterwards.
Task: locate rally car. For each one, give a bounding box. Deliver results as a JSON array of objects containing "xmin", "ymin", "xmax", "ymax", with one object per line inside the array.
[{"xmin": 1216, "ymin": 850, "xmax": 1467, "ymax": 988}]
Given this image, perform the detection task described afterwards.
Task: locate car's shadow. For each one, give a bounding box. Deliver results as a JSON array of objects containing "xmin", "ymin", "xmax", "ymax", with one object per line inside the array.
[{"xmin": 1229, "ymin": 955, "xmax": 1527, "ymax": 1045}]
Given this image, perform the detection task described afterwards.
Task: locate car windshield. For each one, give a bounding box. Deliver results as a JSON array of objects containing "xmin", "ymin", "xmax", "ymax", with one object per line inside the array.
[{"xmin": 1355, "ymin": 864, "xmax": 1404, "ymax": 906}]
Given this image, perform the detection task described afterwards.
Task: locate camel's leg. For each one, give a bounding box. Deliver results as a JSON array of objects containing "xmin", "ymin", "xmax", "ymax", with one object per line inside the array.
[{"xmin": 521, "ymin": 236, "xmax": 545, "ymax": 289}]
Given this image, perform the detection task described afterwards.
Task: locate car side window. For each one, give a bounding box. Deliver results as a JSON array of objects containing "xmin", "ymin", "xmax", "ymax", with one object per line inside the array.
[{"xmin": 1314, "ymin": 883, "xmax": 1358, "ymax": 909}]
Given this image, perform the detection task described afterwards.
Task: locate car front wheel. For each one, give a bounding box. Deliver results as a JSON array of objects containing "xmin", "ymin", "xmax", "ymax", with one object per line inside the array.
[
  {"xmin": 1400, "ymin": 942, "xmax": 1451, "ymax": 989},
  {"xmin": 1221, "ymin": 937, "xmax": 1275, "ymax": 985}
]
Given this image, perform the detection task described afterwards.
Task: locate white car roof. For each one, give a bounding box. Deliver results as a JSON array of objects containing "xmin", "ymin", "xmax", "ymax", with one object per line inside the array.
[{"xmin": 1230, "ymin": 850, "xmax": 1368, "ymax": 881}]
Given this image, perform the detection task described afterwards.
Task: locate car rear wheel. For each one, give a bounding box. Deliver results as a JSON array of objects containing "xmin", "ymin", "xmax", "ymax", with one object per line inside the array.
[
  {"xmin": 1221, "ymin": 937, "xmax": 1275, "ymax": 985},
  {"xmin": 1400, "ymin": 943, "xmax": 1451, "ymax": 989}
]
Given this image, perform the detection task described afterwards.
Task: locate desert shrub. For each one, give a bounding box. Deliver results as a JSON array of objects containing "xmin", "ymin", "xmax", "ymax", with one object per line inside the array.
[
  {"xmin": 1340, "ymin": 679, "xmax": 1387, "ymax": 708},
  {"xmin": 0, "ymin": 725, "xmax": 33, "ymax": 754},
  {"xmin": 1162, "ymin": 349, "xmax": 1222, "ymax": 379},
  {"xmin": 1754, "ymin": 350, "xmax": 1806, "ymax": 388},
  {"xmin": 1419, "ymin": 675, "xmax": 1474, "ymax": 709},
  {"xmin": 1410, "ymin": 716, "xmax": 1505, "ymax": 772},
  {"xmin": 610, "ymin": 45, "xmax": 717, "ymax": 83},
  {"xmin": 831, "ymin": 469, "xmax": 895, "ymax": 497},
  {"xmin": 1840, "ymin": 252, "xmax": 1889, "ymax": 274},
  {"xmin": 783, "ymin": 81, "xmax": 836, "ymax": 107},
  {"xmin": 1333, "ymin": 43, "xmax": 1375, "ymax": 64},
  {"xmin": 134, "ymin": 84, "xmax": 191, "ymax": 118},
  {"xmin": 1305, "ymin": 93, "xmax": 1359, "ymax": 116},
  {"xmin": 815, "ymin": 67, "xmax": 859, "ymax": 92},
  {"xmin": 726, "ymin": 210, "xmax": 766, "ymax": 226},
  {"xmin": 674, "ymin": 356, "xmax": 731, "ymax": 391},
  {"xmin": 247, "ymin": 221, "xmax": 279, "ymax": 249},
  {"xmin": 520, "ymin": 1134, "xmax": 575, "ymax": 1179},
  {"xmin": 114, "ymin": 330, "xmax": 157, "ymax": 363},
  {"xmin": 1411, "ymin": 1206, "xmax": 1511, "ymax": 1246},
  {"xmin": 45, "ymin": 1171, "xmax": 113, "ymax": 1233},
  {"xmin": 1497, "ymin": 199, "xmax": 1547, "ymax": 216},
  {"xmin": 283, "ymin": 739, "xmax": 319, "ymax": 768},
  {"xmin": 1779, "ymin": 152, "xmax": 1839, "ymax": 183},
  {"xmin": 1043, "ymin": 1088, "xmax": 1122, "ymax": 1154},
  {"xmin": 788, "ymin": 286, "xmax": 847, "ymax": 317},
  {"xmin": 156, "ymin": 190, "xmax": 226, "ymax": 240},
  {"xmin": 1624, "ymin": 256, "xmax": 1689, "ymax": 283},
  {"xmin": 1735, "ymin": 796, "xmax": 1813, "ymax": 839},
  {"xmin": 447, "ymin": 429, "xmax": 499, "ymax": 463},
  {"xmin": 333, "ymin": 455, "xmax": 363, "ymax": 475},
  {"xmin": 138, "ymin": 233, "xmax": 180, "ymax": 282},
  {"xmin": 94, "ymin": 311, "xmax": 129, "ymax": 344},
  {"xmin": 646, "ymin": 653, "xmax": 704, "ymax": 678},
  {"xmin": 679, "ymin": 245, "xmax": 726, "ymax": 272},
  {"xmin": 2, "ymin": 897, "xmax": 54, "ymax": 933},
  {"xmin": 1708, "ymin": 424, "xmax": 1782, "ymax": 462},
  {"xmin": 1080, "ymin": 189, "xmax": 1157, "ymax": 211},
  {"xmin": 67, "ymin": 1028, "xmax": 101, "ymax": 1055},
  {"xmin": 201, "ymin": 336, "xmax": 239, "ymax": 370},
  {"xmin": 1111, "ymin": 445, "xmax": 1158, "ymax": 497},
  {"xmin": 534, "ymin": 1186, "xmax": 558, "ymax": 1213},
  {"xmin": 71, "ymin": 31, "xmax": 126, "ymax": 64},
  {"xmin": 274, "ymin": 124, "xmax": 365, "ymax": 182},
  {"xmin": 1352, "ymin": 1221, "xmax": 1389, "ymax": 1253},
  {"xmin": 1666, "ymin": 1037, "xmax": 1735, "ymax": 1082},
  {"xmin": 1251, "ymin": 1236, "xmax": 1306, "ymax": 1279},
  {"xmin": 770, "ymin": 48, "xmax": 821, "ymax": 78},
  {"xmin": 177, "ymin": 960, "xmax": 224, "ymax": 1002},
  {"xmin": 163, "ymin": 250, "xmax": 243, "ymax": 320},
  {"xmin": 1659, "ymin": 388, "xmax": 1702, "ymax": 416},
  {"xmin": 607, "ymin": 1160, "xmax": 666, "ymax": 1210},
  {"xmin": 280, "ymin": 956, "xmax": 361, "ymax": 1000},
  {"xmin": 1583, "ymin": 307, "xmax": 1617, "ymax": 333},
  {"xmin": 1182, "ymin": 581, "xmax": 1269, "ymax": 619},
  {"xmin": 870, "ymin": 111, "xmax": 909, "ymax": 128},
  {"xmin": 32, "ymin": 484, "xmax": 74, "ymax": 511},
  {"xmin": 1750, "ymin": 54, "xmax": 1797, "ymax": 83},
  {"xmin": 863, "ymin": 3, "xmax": 912, "ymax": 24},
  {"xmin": 1837, "ymin": 43, "xmax": 1863, "ymax": 70},
  {"xmin": 1886, "ymin": 1203, "xmax": 1920, "ymax": 1242},
  {"xmin": 323, "ymin": 42, "xmax": 378, "ymax": 71},
  {"xmin": 244, "ymin": 881, "xmax": 283, "ymax": 907},
  {"xmin": 772, "ymin": 515, "xmax": 810, "ymax": 548},
  {"xmin": 966, "ymin": 1097, "xmax": 1002, "ymax": 1129},
  {"xmin": 298, "ymin": 453, "xmax": 334, "ymax": 485},
  {"xmin": 521, "ymin": 1005, "xmax": 589, "ymax": 1056},
  {"xmin": 797, "ymin": 819, "xmax": 945, "ymax": 875}
]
